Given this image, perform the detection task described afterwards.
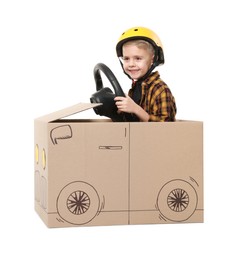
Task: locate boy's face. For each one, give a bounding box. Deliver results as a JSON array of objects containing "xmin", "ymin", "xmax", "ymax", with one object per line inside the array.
[{"xmin": 122, "ymin": 44, "xmax": 154, "ymax": 80}]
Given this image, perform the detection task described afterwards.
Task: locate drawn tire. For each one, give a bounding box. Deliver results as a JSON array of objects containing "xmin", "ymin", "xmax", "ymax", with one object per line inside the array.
[
  {"xmin": 157, "ymin": 179, "xmax": 198, "ymax": 222},
  {"xmin": 57, "ymin": 181, "xmax": 100, "ymax": 225}
]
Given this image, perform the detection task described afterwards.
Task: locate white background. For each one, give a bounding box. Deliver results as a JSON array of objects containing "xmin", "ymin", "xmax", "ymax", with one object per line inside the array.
[{"xmin": 1, "ymin": 0, "xmax": 238, "ymax": 259}]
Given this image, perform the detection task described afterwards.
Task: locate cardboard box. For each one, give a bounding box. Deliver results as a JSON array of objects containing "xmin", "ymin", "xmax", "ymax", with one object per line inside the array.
[{"xmin": 34, "ymin": 103, "xmax": 203, "ymax": 228}]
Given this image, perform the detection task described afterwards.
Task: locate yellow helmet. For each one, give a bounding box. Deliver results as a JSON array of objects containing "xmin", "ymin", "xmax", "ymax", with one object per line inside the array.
[{"xmin": 116, "ymin": 26, "xmax": 164, "ymax": 66}]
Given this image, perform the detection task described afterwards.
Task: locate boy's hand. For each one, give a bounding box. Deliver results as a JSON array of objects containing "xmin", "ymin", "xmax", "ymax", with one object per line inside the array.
[
  {"xmin": 114, "ymin": 95, "xmax": 137, "ymax": 114},
  {"xmin": 114, "ymin": 95, "xmax": 150, "ymax": 122}
]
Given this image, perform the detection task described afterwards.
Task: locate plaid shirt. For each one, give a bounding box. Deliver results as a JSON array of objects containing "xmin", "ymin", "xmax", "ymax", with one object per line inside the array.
[{"xmin": 128, "ymin": 71, "xmax": 177, "ymax": 122}]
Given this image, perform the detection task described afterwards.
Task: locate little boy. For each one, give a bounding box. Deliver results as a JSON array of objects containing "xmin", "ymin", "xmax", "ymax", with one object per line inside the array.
[{"xmin": 114, "ymin": 27, "xmax": 176, "ymax": 122}]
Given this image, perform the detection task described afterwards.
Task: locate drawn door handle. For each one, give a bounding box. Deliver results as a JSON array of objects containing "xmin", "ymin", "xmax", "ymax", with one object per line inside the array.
[{"xmin": 99, "ymin": 146, "xmax": 122, "ymax": 150}]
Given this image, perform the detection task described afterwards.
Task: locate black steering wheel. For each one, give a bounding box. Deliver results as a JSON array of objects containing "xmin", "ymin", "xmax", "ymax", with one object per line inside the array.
[{"xmin": 90, "ymin": 63, "xmax": 134, "ymax": 122}]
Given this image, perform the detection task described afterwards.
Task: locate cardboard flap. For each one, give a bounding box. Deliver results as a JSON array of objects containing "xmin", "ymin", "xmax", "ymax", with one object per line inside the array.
[{"xmin": 35, "ymin": 103, "xmax": 102, "ymax": 122}]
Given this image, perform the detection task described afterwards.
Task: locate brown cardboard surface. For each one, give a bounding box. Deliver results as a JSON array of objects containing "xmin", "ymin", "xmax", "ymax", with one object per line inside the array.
[
  {"xmin": 36, "ymin": 103, "xmax": 102, "ymax": 122},
  {"xmin": 34, "ymin": 103, "xmax": 203, "ymax": 228},
  {"xmin": 129, "ymin": 122, "xmax": 203, "ymax": 223}
]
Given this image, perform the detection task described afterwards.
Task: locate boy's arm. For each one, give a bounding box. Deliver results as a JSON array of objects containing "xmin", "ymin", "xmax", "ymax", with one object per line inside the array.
[{"xmin": 133, "ymin": 104, "xmax": 150, "ymax": 122}]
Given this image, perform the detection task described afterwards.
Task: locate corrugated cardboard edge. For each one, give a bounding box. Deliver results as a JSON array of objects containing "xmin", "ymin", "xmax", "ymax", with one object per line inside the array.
[{"xmin": 35, "ymin": 103, "xmax": 102, "ymax": 122}]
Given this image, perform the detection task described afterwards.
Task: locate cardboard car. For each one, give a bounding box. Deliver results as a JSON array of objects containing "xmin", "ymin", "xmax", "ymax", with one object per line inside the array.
[{"xmin": 34, "ymin": 103, "xmax": 203, "ymax": 228}]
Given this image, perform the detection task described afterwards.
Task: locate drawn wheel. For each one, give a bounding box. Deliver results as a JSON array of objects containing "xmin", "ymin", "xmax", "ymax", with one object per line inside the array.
[
  {"xmin": 157, "ymin": 179, "xmax": 198, "ymax": 222},
  {"xmin": 57, "ymin": 181, "xmax": 100, "ymax": 225}
]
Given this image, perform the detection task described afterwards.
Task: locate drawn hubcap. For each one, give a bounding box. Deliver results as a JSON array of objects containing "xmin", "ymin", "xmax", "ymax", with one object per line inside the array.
[
  {"xmin": 67, "ymin": 190, "xmax": 90, "ymax": 215},
  {"xmin": 167, "ymin": 188, "xmax": 189, "ymax": 212}
]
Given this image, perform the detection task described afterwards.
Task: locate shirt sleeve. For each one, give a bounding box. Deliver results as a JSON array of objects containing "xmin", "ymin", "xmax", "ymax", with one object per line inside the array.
[{"xmin": 148, "ymin": 88, "xmax": 176, "ymax": 122}]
